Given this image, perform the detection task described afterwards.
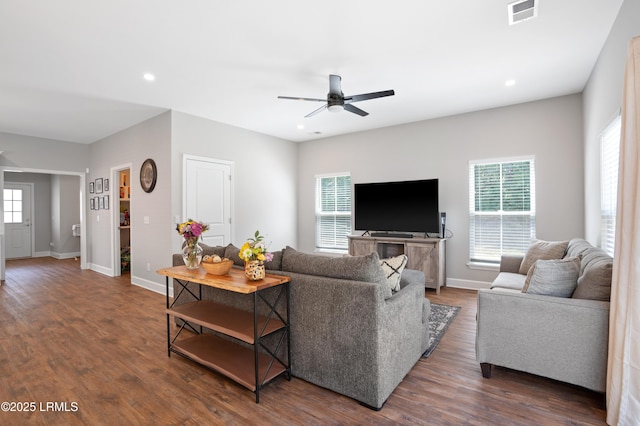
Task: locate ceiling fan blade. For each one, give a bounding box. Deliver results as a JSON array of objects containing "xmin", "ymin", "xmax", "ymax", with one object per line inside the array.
[
  {"xmin": 344, "ymin": 104, "xmax": 368, "ymax": 117},
  {"xmin": 278, "ymin": 96, "xmax": 326, "ymax": 102},
  {"xmin": 305, "ymin": 104, "xmax": 328, "ymax": 118},
  {"xmin": 346, "ymin": 90, "xmax": 395, "ymax": 103},
  {"xmin": 329, "ymin": 74, "xmax": 342, "ymax": 95}
]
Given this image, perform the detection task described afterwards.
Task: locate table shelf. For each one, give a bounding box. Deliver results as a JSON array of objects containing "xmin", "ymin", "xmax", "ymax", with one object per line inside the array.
[
  {"xmin": 168, "ymin": 301, "xmax": 285, "ymax": 344},
  {"xmin": 158, "ymin": 267, "xmax": 291, "ymax": 403},
  {"xmin": 172, "ymin": 334, "xmax": 287, "ymax": 391}
]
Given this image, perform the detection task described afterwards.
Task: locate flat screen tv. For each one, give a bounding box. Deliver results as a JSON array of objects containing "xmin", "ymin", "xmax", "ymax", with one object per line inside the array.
[{"xmin": 354, "ymin": 178, "xmax": 439, "ymax": 236}]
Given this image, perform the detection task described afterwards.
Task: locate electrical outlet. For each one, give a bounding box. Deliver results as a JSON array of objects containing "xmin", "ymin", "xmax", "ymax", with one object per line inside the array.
[{"xmin": 146, "ymin": 263, "xmax": 151, "ymax": 271}]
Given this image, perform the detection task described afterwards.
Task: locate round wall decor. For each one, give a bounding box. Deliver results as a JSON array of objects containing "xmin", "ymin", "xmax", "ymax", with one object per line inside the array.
[{"xmin": 140, "ymin": 158, "xmax": 157, "ymax": 193}]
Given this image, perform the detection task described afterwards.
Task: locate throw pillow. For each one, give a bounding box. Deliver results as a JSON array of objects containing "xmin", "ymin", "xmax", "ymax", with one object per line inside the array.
[
  {"xmin": 519, "ymin": 239, "xmax": 569, "ymax": 275},
  {"xmin": 380, "ymin": 255, "xmax": 408, "ymax": 294},
  {"xmin": 521, "ymin": 256, "xmax": 581, "ymax": 297}
]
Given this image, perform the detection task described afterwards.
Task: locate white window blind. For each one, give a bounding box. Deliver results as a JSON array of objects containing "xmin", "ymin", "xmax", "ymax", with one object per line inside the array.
[
  {"xmin": 600, "ymin": 115, "xmax": 621, "ymax": 257},
  {"xmin": 469, "ymin": 157, "xmax": 536, "ymax": 264},
  {"xmin": 315, "ymin": 174, "xmax": 351, "ymax": 251}
]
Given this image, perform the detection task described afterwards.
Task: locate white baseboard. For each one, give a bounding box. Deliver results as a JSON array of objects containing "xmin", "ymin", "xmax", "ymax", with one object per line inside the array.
[
  {"xmin": 34, "ymin": 251, "xmax": 81, "ymax": 259},
  {"xmin": 131, "ymin": 275, "xmax": 169, "ymax": 296},
  {"xmin": 445, "ymin": 278, "xmax": 491, "ymax": 291},
  {"xmin": 51, "ymin": 251, "xmax": 81, "ymax": 260},
  {"xmin": 90, "ymin": 263, "xmax": 114, "ymax": 277}
]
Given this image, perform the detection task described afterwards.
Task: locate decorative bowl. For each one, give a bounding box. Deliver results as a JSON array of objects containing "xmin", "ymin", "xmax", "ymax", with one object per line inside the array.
[{"xmin": 201, "ymin": 259, "xmax": 233, "ymax": 275}]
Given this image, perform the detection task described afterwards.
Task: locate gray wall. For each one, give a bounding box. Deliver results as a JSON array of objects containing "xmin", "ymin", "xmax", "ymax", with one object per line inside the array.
[
  {"xmin": 51, "ymin": 174, "xmax": 81, "ymax": 257},
  {"xmin": 0, "ymin": 132, "xmax": 89, "ymax": 173},
  {"xmin": 170, "ymin": 111, "xmax": 298, "ymax": 252},
  {"xmin": 297, "ymin": 94, "xmax": 585, "ymax": 286},
  {"xmin": 583, "ymin": 0, "xmax": 640, "ymax": 244},
  {"xmin": 88, "ymin": 111, "xmax": 172, "ymax": 292}
]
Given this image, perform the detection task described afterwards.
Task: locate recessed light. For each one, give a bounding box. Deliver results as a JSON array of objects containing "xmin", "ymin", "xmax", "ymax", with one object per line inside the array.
[
  {"xmin": 297, "ymin": 124, "xmax": 304, "ymax": 130},
  {"xmin": 143, "ymin": 73, "xmax": 155, "ymax": 81},
  {"xmin": 505, "ymin": 79, "xmax": 516, "ymax": 87}
]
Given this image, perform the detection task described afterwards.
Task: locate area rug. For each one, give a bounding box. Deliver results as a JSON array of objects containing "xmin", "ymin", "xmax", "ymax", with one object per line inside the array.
[{"xmin": 422, "ymin": 303, "xmax": 461, "ymax": 358}]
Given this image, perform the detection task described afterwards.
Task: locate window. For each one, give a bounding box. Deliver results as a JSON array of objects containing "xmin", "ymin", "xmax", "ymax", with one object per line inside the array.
[
  {"xmin": 469, "ymin": 157, "xmax": 536, "ymax": 264},
  {"xmin": 3, "ymin": 189, "xmax": 23, "ymax": 223},
  {"xmin": 600, "ymin": 115, "xmax": 621, "ymax": 256},
  {"xmin": 315, "ymin": 173, "xmax": 351, "ymax": 251}
]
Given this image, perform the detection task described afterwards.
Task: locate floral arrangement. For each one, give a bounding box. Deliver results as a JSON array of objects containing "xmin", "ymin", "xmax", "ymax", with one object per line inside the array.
[
  {"xmin": 176, "ymin": 219, "xmax": 209, "ymax": 242},
  {"xmin": 239, "ymin": 230, "xmax": 274, "ymax": 263}
]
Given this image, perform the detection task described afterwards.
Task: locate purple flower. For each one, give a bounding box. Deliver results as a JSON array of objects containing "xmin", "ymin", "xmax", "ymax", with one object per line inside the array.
[
  {"xmin": 264, "ymin": 252, "xmax": 274, "ymax": 263},
  {"xmin": 190, "ymin": 222, "xmax": 204, "ymax": 237}
]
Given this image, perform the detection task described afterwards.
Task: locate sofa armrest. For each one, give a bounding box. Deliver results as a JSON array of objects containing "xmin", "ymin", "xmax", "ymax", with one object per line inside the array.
[
  {"xmin": 476, "ymin": 289, "xmax": 609, "ymax": 392},
  {"xmin": 500, "ymin": 255, "xmax": 524, "ymax": 273}
]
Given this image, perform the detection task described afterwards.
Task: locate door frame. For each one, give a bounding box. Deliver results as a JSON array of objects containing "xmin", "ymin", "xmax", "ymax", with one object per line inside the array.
[
  {"xmin": 111, "ymin": 163, "xmax": 131, "ymax": 277},
  {"xmin": 0, "ymin": 166, "xmax": 88, "ymax": 281},
  {"xmin": 4, "ymin": 181, "xmax": 34, "ymax": 259}
]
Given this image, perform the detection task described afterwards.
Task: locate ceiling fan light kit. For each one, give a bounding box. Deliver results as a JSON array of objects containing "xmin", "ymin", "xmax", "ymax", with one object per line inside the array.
[{"xmin": 278, "ymin": 74, "xmax": 394, "ymax": 118}]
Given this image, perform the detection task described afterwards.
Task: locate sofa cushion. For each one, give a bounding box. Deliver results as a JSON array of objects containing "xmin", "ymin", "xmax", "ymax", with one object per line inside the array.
[
  {"xmin": 521, "ymin": 256, "xmax": 581, "ymax": 297},
  {"xmin": 282, "ymin": 246, "xmax": 391, "ymax": 298},
  {"xmin": 400, "ymin": 268, "xmax": 425, "ymax": 289},
  {"xmin": 519, "ymin": 239, "xmax": 569, "ymax": 275},
  {"xmin": 224, "ymin": 244, "xmax": 283, "ymax": 271},
  {"xmin": 491, "ymin": 272, "xmax": 527, "ymax": 291},
  {"xmin": 573, "ymin": 257, "xmax": 613, "ymax": 301},
  {"xmin": 380, "ymin": 254, "xmax": 408, "ymax": 294},
  {"xmin": 199, "ymin": 243, "xmax": 227, "ymax": 258},
  {"xmin": 565, "ymin": 238, "xmax": 613, "ymax": 301}
]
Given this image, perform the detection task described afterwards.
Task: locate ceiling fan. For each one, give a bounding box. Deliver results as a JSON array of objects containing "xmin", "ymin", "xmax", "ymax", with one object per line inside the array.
[{"xmin": 278, "ymin": 74, "xmax": 394, "ymax": 118}]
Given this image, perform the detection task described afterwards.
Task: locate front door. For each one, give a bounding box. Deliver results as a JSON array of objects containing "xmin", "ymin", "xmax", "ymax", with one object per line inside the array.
[
  {"xmin": 4, "ymin": 182, "xmax": 33, "ymax": 259},
  {"xmin": 184, "ymin": 156, "xmax": 232, "ymax": 246}
]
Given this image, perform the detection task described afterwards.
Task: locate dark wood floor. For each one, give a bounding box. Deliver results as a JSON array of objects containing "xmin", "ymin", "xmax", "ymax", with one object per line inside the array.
[{"xmin": 0, "ymin": 258, "xmax": 606, "ymax": 425}]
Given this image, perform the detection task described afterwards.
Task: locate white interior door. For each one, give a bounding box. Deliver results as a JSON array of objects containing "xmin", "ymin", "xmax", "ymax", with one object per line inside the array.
[
  {"xmin": 4, "ymin": 183, "xmax": 32, "ymax": 259},
  {"xmin": 184, "ymin": 156, "xmax": 232, "ymax": 246}
]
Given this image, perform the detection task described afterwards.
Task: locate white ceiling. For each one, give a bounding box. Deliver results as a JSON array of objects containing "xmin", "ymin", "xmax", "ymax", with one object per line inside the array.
[{"xmin": 0, "ymin": 0, "xmax": 625, "ymax": 144}]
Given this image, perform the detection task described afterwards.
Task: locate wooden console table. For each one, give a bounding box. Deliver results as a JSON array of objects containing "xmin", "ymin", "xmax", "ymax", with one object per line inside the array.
[
  {"xmin": 157, "ymin": 266, "xmax": 291, "ymax": 403},
  {"xmin": 349, "ymin": 235, "xmax": 446, "ymax": 294}
]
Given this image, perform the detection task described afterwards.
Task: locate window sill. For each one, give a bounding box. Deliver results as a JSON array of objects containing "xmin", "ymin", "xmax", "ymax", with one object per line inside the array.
[
  {"xmin": 314, "ymin": 248, "xmax": 348, "ymax": 257},
  {"xmin": 467, "ymin": 261, "xmax": 500, "ymax": 272}
]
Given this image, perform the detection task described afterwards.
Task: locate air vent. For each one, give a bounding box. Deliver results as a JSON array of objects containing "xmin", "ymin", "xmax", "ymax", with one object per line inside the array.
[{"xmin": 508, "ymin": 0, "xmax": 537, "ymax": 25}]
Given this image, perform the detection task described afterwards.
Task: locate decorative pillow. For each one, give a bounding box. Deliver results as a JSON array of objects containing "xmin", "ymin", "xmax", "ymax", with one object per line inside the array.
[
  {"xmin": 519, "ymin": 239, "xmax": 569, "ymax": 275},
  {"xmin": 380, "ymin": 255, "xmax": 408, "ymax": 294},
  {"xmin": 281, "ymin": 246, "xmax": 391, "ymax": 299},
  {"xmin": 521, "ymin": 256, "xmax": 581, "ymax": 297}
]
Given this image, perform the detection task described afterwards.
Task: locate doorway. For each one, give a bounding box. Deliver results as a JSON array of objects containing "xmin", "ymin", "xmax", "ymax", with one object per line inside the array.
[
  {"xmin": 112, "ymin": 164, "xmax": 131, "ymax": 277},
  {"xmin": 0, "ymin": 167, "xmax": 88, "ymax": 282}
]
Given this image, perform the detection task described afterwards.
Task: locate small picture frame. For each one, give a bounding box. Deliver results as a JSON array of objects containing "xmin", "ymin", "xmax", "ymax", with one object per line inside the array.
[
  {"xmin": 95, "ymin": 178, "xmax": 104, "ymax": 194},
  {"xmin": 104, "ymin": 179, "xmax": 110, "ymax": 192},
  {"xmin": 98, "ymin": 197, "xmax": 105, "ymax": 210},
  {"xmin": 89, "ymin": 182, "xmax": 95, "ymax": 194},
  {"xmin": 90, "ymin": 198, "xmax": 95, "ymax": 210},
  {"xmin": 103, "ymin": 195, "xmax": 109, "ymax": 210}
]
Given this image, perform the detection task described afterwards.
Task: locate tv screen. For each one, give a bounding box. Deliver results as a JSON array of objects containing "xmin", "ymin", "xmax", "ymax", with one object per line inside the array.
[{"xmin": 354, "ymin": 179, "xmax": 439, "ymax": 235}]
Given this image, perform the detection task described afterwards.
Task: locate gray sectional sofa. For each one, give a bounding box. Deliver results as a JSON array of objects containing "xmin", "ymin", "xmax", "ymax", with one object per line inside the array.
[
  {"xmin": 476, "ymin": 238, "xmax": 612, "ymax": 392},
  {"xmin": 172, "ymin": 244, "xmax": 430, "ymax": 409}
]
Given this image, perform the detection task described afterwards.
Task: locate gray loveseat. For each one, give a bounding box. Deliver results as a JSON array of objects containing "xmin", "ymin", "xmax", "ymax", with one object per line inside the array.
[
  {"xmin": 476, "ymin": 238, "xmax": 612, "ymax": 392},
  {"xmin": 172, "ymin": 244, "xmax": 430, "ymax": 409}
]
